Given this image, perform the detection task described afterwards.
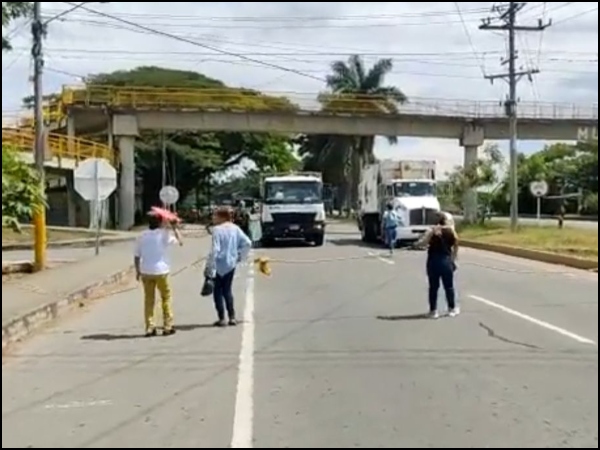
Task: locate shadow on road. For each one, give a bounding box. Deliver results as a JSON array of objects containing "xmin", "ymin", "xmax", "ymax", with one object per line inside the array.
[
  {"xmin": 328, "ymin": 238, "xmax": 378, "ymax": 248},
  {"xmin": 80, "ymin": 324, "xmax": 221, "ymax": 341},
  {"xmin": 81, "ymin": 333, "xmax": 146, "ymax": 341},
  {"xmin": 176, "ymin": 323, "xmax": 222, "ymax": 331},
  {"xmin": 377, "ymin": 314, "xmax": 430, "ymax": 321}
]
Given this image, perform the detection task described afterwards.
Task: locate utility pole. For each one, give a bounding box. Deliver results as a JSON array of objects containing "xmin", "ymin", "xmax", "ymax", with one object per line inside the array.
[
  {"xmin": 480, "ymin": 2, "xmax": 551, "ymax": 231},
  {"xmin": 161, "ymin": 130, "xmax": 167, "ymax": 188},
  {"xmin": 32, "ymin": 1, "xmax": 47, "ymax": 271}
]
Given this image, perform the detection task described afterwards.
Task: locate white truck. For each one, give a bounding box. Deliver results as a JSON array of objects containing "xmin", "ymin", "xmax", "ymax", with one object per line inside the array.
[
  {"xmin": 260, "ymin": 172, "xmax": 326, "ymax": 246},
  {"xmin": 358, "ymin": 160, "xmax": 441, "ymax": 245}
]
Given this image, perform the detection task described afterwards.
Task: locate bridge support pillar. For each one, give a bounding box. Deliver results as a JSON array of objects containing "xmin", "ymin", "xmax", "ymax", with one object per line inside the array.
[
  {"xmin": 114, "ymin": 115, "xmax": 139, "ymax": 230},
  {"xmin": 66, "ymin": 173, "xmax": 77, "ymax": 227},
  {"xmin": 460, "ymin": 125, "xmax": 485, "ymax": 223}
]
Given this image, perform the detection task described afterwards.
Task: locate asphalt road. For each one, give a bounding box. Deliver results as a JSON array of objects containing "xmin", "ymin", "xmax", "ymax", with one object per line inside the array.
[{"xmin": 2, "ymin": 224, "xmax": 597, "ymax": 448}]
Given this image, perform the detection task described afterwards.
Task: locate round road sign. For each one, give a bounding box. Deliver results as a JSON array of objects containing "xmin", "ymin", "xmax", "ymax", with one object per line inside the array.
[
  {"xmin": 160, "ymin": 185, "xmax": 180, "ymax": 205},
  {"xmin": 73, "ymin": 158, "xmax": 117, "ymax": 201},
  {"xmin": 529, "ymin": 181, "xmax": 549, "ymax": 197}
]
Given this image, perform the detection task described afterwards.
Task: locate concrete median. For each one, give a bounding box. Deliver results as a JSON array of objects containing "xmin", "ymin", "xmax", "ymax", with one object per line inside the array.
[{"xmin": 461, "ymin": 239, "xmax": 598, "ymax": 271}]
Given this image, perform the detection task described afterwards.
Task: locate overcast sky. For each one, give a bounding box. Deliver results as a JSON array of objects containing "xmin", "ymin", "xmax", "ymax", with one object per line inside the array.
[{"xmin": 2, "ymin": 2, "xmax": 597, "ymax": 175}]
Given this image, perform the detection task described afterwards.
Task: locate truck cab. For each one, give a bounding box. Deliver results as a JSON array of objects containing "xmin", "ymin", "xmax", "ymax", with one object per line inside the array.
[
  {"xmin": 358, "ymin": 160, "xmax": 441, "ymax": 245},
  {"xmin": 260, "ymin": 173, "xmax": 326, "ymax": 246}
]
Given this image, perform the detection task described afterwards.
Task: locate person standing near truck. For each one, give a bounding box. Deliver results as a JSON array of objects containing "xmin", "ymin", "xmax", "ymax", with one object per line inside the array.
[
  {"xmin": 416, "ymin": 212, "xmax": 459, "ymax": 319},
  {"xmin": 205, "ymin": 207, "xmax": 252, "ymax": 327},
  {"xmin": 382, "ymin": 203, "xmax": 401, "ymax": 254}
]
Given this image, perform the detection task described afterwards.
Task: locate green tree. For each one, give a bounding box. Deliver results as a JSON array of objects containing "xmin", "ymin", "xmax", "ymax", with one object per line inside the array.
[
  {"xmin": 82, "ymin": 67, "xmax": 299, "ymax": 213},
  {"xmin": 507, "ymin": 141, "xmax": 598, "ymax": 216},
  {"xmin": 583, "ymin": 193, "xmax": 597, "ymax": 216},
  {"xmin": 301, "ymin": 55, "xmax": 407, "ymax": 209},
  {"xmin": 2, "ymin": 2, "xmax": 32, "ymax": 50},
  {"xmin": 2, "ymin": 144, "xmax": 44, "ymax": 229}
]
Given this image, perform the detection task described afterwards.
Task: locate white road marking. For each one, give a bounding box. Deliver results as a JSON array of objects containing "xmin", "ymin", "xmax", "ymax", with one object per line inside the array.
[
  {"xmin": 231, "ymin": 260, "xmax": 255, "ymax": 448},
  {"xmin": 470, "ymin": 295, "xmax": 596, "ymax": 345},
  {"xmin": 44, "ymin": 400, "xmax": 112, "ymax": 410},
  {"xmin": 368, "ymin": 251, "xmax": 395, "ymax": 265}
]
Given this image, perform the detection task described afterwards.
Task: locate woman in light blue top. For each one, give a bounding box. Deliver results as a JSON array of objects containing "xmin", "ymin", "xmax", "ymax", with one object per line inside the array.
[
  {"xmin": 205, "ymin": 207, "xmax": 252, "ymax": 327},
  {"xmin": 382, "ymin": 203, "xmax": 400, "ymax": 254}
]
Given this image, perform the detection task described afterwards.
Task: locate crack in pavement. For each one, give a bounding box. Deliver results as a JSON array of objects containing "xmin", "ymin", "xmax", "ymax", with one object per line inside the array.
[{"xmin": 479, "ymin": 322, "xmax": 542, "ymax": 350}]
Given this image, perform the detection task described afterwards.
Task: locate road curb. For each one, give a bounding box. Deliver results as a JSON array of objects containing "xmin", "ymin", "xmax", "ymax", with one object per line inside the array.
[
  {"xmin": 461, "ymin": 240, "xmax": 598, "ymax": 271},
  {"xmin": 2, "ymin": 235, "xmax": 135, "ymax": 251},
  {"xmin": 2, "ymin": 261, "xmax": 34, "ymax": 275},
  {"xmin": 2, "ymin": 266, "xmax": 134, "ymax": 352}
]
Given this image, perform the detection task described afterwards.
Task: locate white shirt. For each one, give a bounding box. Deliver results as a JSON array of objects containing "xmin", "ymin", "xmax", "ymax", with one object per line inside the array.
[{"xmin": 134, "ymin": 229, "xmax": 178, "ymax": 275}]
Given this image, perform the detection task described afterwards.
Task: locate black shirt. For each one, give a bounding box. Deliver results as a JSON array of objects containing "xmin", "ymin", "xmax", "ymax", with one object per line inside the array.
[{"xmin": 428, "ymin": 227, "xmax": 457, "ymax": 257}]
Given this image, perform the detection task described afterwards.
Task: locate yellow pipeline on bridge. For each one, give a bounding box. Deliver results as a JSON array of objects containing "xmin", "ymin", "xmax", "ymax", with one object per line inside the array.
[{"xmin": 2, "ymin": 128, "xmax": 113, "ymax": 163}]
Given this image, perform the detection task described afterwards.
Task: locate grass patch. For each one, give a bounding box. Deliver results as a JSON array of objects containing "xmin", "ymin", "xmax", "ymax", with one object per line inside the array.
[
  {"xmin": 2, "ymin": 227, "xmax": 95, "ymax": 245},
  {"xmin": 458, "ymin": 222, "xmax": 598, "ymax": 261}
]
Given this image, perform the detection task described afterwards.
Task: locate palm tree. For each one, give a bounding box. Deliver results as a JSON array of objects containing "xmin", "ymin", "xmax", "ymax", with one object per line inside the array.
[{"xmin": 305, "ymin": 55, "xmax": 407, "ymax": 211}]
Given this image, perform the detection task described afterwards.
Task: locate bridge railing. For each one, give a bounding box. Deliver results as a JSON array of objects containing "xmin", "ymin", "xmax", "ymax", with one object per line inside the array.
[
  {"xmin": 8, "ymin": 86, "xmax": 598, "ymax": 124},
  {"xmin": 2, "ymin": 128, "xmax": 113, "ymax": 163},
  {"xmin": 60, "ymin": 86, "xmax": 598, "ymax": 120}
]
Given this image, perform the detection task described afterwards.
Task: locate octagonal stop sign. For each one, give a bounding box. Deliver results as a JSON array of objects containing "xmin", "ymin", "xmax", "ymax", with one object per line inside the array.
[{"xmin": 73, "ymin": 158, "xmax": 117, "ymax": 201}]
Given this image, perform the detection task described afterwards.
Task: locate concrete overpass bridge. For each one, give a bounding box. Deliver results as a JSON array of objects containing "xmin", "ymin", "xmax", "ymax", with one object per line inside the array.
[
  {"xmin": 2, "ymin": 128, "xmax": 113, "ymax": 226},
  {"xmin": 9, "ymin": 86, "xmax": 598, "ymax": 229}
]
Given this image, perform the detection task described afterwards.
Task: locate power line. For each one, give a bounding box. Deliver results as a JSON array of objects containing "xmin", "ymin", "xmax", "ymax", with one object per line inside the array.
[
  {"xmin": 554, "ymin": 5, "xmax": 598, "ymax": 26},
  {"xmin": 45, "ymin": 7, "xmax": 495, "ymax": 22},
  {"xmin": 54, "ymin": 10, "xmax": 597, "ymax": 59},
  {"xmin": 62, "ymin": 2, "xmax": 325, "ymax": 82},
  {"xmin": 57, "ymin": 16, "xmax": 486, "ymax": 29},
  {"xmin": 28, "ymin": 46, "xmax": 596, "ymax": 58},
  {"xmin": 454, "ymin": 2, "xmax": 487, "ymax": 77}
]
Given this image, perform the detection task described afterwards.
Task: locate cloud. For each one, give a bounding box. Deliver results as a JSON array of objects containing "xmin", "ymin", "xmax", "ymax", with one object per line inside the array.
[{"xmin": 3, "ymin": 2, "xmax": 597, "ymax": 170}]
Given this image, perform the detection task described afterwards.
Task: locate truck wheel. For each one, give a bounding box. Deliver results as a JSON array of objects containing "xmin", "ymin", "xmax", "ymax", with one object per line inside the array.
[
  {"xmin": 314, "ymin": 234, "xmax": 325, "ymax": 246},
  {"xmin": 364, "ymin": 217, "xmax": 378, "ymax": 243}
]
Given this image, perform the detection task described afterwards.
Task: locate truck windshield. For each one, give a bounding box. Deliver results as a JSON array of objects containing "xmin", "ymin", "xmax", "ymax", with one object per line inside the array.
[
  {"xmin": 394, "ymin": 182, "xmax": 436, "ymax": 197},
  {"xmin": 265, "ymin": 181, "xmax": 322, "ymax": 204}
]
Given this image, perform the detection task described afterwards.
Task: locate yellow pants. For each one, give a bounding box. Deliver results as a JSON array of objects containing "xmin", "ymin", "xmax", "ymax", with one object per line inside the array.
[{"xmin": 141, "ymin": 274, "xmax": 173, "ymax": 331}]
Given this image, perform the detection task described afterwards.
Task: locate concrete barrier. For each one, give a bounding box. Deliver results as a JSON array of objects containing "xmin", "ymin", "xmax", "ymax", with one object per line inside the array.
[{"xmin": 462, "ymin": 239, "xmax": 598, "ymax": 271}]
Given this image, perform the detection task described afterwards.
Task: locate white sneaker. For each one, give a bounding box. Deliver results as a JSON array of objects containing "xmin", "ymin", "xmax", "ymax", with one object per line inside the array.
[
  {"xmin": 448, "ymin": 308, "xmax": 461, "ymax": 318},
  {"xmin": 429, "ymin": 311, "xmax": 440, "ymax": 320}
]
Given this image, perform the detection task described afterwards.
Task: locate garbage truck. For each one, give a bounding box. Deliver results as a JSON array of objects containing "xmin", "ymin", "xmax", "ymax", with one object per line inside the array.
[
  {"xmin": 357, "ymin": 160, "xmax": 440, "ymax": 245},
  {"xmin": 260, "ymin": 172, "xmax": 326, "ymax": 246}
]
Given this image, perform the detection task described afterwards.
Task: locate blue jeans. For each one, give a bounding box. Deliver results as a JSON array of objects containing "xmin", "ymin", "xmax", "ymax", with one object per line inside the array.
[
  {"xmin": 384, "ymin": 227, "xmax": 397, "ymax": 250},
  {"xmin": 214, "ymin": 270, "xmax": 236, "ymax": 321},
  {"xmin": 426, "ymin": 255, "xmax": 456, "ymax": 312}
]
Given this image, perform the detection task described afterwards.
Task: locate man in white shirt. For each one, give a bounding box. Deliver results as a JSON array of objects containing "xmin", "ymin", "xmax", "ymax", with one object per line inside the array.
[{"xmin": 134, "ymin": 214, "xmax": 182, "ymax": 336}]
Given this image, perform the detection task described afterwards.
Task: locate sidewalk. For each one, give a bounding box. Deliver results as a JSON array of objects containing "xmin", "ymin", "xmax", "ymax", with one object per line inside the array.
[{"xmin": 2, "ymin": 236, "xmax": 210, "ymax": 350}]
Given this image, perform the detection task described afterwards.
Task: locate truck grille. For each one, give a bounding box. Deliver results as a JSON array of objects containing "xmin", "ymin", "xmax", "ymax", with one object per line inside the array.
[
  {"xmin": 409, "ymin": 208, "xmax": 438, "ymax": 226},
  {"xmin": 272, "ymin": 213, "xmax": 316, "ymax": 225}
]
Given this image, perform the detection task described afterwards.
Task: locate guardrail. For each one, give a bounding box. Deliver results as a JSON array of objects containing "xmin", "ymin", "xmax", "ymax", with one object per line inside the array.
[{"xmin": 2, "ymin": 128, "xmax": 113, "ymax": 163}]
